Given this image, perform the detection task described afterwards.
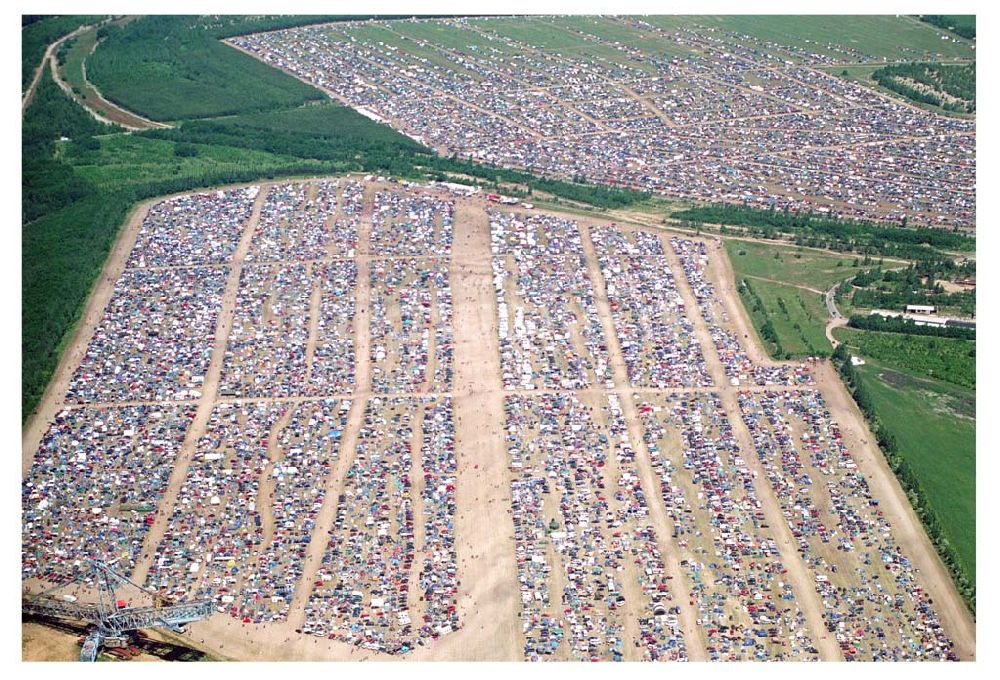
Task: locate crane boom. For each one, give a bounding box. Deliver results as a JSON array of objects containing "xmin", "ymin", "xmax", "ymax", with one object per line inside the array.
[{"xmin": 22, "ymin": 560, "xmax": 215, "ymax": 661}]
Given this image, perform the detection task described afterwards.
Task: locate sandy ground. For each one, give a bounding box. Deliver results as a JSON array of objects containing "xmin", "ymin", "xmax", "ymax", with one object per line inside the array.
[{"xmin": 22, "ymin": 177, "xmax": 974, "ymax": 661}]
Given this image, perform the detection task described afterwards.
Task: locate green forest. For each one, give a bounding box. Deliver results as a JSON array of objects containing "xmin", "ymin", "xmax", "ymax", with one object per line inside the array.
[
  {"xmin": 834, "ymin": 327, "xmax": 974, "ymax": 389},
  {"xmin": 844, "ymin": 262, "xmax": 976, "ymax": 317},
  {"xmin": 847, "ymin": 314, "xmax": 974, "ymax": 341},
  {"xmin": 21, "ymin": 14, "xmax": 105, "ymax": 91}
]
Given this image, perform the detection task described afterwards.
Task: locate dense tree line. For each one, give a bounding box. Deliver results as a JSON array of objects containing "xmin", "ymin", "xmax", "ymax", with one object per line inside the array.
[
  {"xmin": 838, "ymin": 328, "xmax": 974, "ymax": 388},
  {"xmin": 847, "ymin": 314, "xmax": 975, "ymax": 340},
  {"xmin": 920, "ymin": 15, "xmax": 975, "ymax": 40},
  {"xmin": 832, "ymin": 344, "xmax": 975, "ymax": 613},
  {"xmin": 851, "ymin": 288, "xmax": 975, "ymax": 317},
  {"xmin": 848, "ymin": 263, "xmax": 976, "ymax": 317},
  {"xmin": 739, "ymin": 278, "xmax": 783, "ymax": 356},
  {"xmin": 674, "ymin": 203, "xmax": 974, "ymax": 258},
  {"xmin": 22, "ymin": 69, "xmax": 116, "ymax": 223}
]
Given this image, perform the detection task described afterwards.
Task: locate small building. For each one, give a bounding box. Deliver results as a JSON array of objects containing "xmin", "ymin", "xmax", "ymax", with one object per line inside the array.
[{"xmin": 905, "ymin": 304, "xmax": 937, "ymax": 315}]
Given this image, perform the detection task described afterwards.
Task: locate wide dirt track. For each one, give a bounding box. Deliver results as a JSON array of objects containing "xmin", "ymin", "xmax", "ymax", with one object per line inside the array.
[{"xmin": 22, "ymin": 177, "xmax": 974, "ymax": 661}]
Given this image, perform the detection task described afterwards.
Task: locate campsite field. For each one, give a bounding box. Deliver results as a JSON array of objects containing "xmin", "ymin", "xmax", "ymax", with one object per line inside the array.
[
  {"xmin": 22, "ymin": 179, "xmax": 975, "ymax": 661},
  {"xmin": 638, "ymin": 15, "xmax": 975, "ymax": 61},
  {"xmin": 23, "ymin": 14, "xmax": 976, "ymax": 662}
]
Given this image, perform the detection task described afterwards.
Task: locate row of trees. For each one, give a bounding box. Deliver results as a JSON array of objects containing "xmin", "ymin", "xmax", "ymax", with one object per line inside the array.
[
  {"xmin": 832, "ymin": 344, "xmax": 975, "ymax": 614},
  {"xmin": 847, "ymin": 314, "xmax": 975, "ymax": 340},
  {"xmin": 674, "ymin": 202, "xmax": 974, "ymax": 258}
]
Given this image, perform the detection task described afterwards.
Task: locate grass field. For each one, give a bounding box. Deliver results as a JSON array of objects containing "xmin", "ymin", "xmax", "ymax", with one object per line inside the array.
[
  {"xmin": 738, "ymin": 277, "xmax": 831, "ymax": 358},
  {"xmin": 65, "ymin": 135, "xmax": 305, "ymax": 188},
  {"xmin": 726, "ymin": 240, "xmax": 868, "ymax": 358},
  {"xmin": 853, "ymin": 359, "xmax": 975, "ymax": 585},
  {"xmin": 726, "ymin": 240, "xmax": 867, "ymax": 290},
  {"xmin": 638, "ymin": 15, "xmax": 975, "ymax": 62},
  {"xmin": 541, "ymin": 15, "xmax": 689, "ymax": 56},
  {"xmin": 469, "ymin": 17, "xmax": 598, "ymax": 51},
  {"xmin": 389, "ymin": 19, "xmax": 519, "ymax": 54},
  {"xmin": 834, "ymin": 326, "xmax": 974, "ymax": 389}
]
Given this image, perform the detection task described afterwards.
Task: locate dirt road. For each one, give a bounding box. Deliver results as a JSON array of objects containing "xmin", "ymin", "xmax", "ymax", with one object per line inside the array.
[
  {"xmin": 576, "ymin": 220, "xmax": 709, "ymax": 660},
  {"xmin": 131, "ymin": 184, "xmax": 270, "ymax": 586},
  {"xmin": 22, "ymin": 22, "xmax": 93, "ymax": 114},
  {"xmin": 660, "ymin": 237, "xmax": 845, "ymax": 661}
]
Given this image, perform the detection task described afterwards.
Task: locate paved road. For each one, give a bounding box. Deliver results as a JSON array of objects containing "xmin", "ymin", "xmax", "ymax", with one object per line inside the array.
[{"xmin": 825, "ymin": 282, "xmax": 842, "ymax": 319}]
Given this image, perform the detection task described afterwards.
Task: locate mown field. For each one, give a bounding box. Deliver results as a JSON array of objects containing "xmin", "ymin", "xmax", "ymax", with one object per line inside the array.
[
  {"xmin": 738, "ymin": 277, "xmax": 831, "ymax": 358},
  {"xmin": 853, "ymin": 358, "xmax": 975, "ymax": 587},
  {"xmin": 726, "ymin": 239, "xmax": 866, "ymax": 290}
]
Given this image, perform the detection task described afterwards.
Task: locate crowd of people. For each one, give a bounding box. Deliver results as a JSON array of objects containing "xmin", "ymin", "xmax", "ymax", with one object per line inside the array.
[
  {"xmin": 491, "ymin": 211, "xmax": 610, "ymax": 390},
  {"xmin": 590, "ymin": 226, "xmax": 712, "ymax": 388},
  {"xmin": 22, "ymin": 405, "xmax": 196, "ymax": 584},
  {"xmin": 506, "ymin": 393, "xmax": 687, "ymax": 661},
  {"xmin": 739, "ymin": 390, "xmax": 956, "ymax": 661},
  {"xmin": 233, "ymin": 16, "xmax": 975, "ymax": 228},
  {"xmin": 304, "ymin": 397, "xmax": 458, "ymax": 654},
  {"xmin": 637, "ymin": 393, "xmax": 818, "ymax": 660}
]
